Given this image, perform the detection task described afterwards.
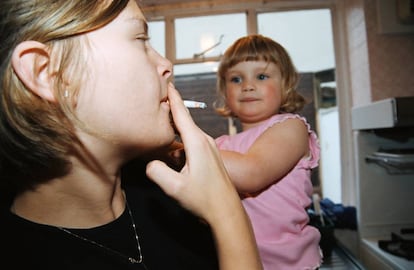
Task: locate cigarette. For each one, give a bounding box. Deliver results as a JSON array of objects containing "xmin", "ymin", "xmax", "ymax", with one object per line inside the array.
[{"xmin": 183, "ymin": 100, "xmax": 207, "ymax": 109}]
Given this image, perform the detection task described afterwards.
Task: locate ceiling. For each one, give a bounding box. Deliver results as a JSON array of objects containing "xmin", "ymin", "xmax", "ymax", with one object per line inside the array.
[
  {"xmin": 138, "ymin": 0, "xmax": 200, "ymax": 7},
  {"xmin": 138, "ymin": 0, "xmax": 283, "ymax": 9},
  {"xmin": 138, "ymin": 0, "xmax": 320, "ymax": 22},
  {"xmin": 138, "ymin": 0, "xmax": 287, "ymax": 19},
  {"xmin": 138, "ymin": 0, "xmax": 245, "ymax": 19}
]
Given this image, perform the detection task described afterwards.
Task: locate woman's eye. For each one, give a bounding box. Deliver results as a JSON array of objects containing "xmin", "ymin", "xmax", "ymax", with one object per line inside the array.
[
  {"xmin": 136, "ymin": 35, "xmax": 151, "ymax": 50},
  {"xmin": 136, "ymin": 35, "xmax": 150, "ymax": 42}
]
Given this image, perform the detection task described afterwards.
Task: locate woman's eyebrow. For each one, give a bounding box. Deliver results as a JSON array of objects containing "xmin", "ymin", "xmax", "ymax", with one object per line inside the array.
[{"xmin": 125, "ymin": 16, "xmax": 148, "ymax": 34}]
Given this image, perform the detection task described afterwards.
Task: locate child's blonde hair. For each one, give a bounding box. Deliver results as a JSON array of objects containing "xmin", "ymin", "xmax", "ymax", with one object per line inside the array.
[{"xmin": 215, "ymin": 34, "xmax": 306, "ymax": 117}]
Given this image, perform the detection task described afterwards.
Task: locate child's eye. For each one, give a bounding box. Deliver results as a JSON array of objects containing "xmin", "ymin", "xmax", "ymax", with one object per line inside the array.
[
  {"xmin": 257, "ymin": 74, "xmax": 268, "ymax": 80},
  {"xmin": 230, "ymin": 76, "xmax": 242, "ymax": 84}
]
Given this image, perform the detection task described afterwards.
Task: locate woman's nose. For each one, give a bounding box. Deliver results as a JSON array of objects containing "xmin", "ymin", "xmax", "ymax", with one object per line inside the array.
[
  {"xmin": 159, "ymin": 57, "xmax": 173, "ymax": 79},
  {"xmin": 154, "ymin": 49, "xmax": 173, "ymax": 79}
]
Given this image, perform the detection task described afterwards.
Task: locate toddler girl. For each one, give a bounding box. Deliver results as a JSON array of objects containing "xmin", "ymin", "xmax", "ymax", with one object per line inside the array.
[{"xmin": 215, "ymin": 34, "xmax": 323, "ymax": 270}]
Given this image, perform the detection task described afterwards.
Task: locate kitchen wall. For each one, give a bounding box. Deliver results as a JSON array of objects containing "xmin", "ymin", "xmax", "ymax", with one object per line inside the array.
[{"xmin": 344, "ymin": 0, "xmax": 414, "ymax": 106}]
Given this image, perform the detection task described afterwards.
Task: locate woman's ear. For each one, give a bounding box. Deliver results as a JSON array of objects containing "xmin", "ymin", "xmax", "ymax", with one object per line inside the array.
[{"xmin": 11, "ymin": 41, "xmax": 56, "ymax": 101}]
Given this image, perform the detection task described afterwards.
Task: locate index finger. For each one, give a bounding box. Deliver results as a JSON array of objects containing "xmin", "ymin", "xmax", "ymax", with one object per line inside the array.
[{"xmin": 168, "ymin": 84, "xmax": 206, "ymax": 144}]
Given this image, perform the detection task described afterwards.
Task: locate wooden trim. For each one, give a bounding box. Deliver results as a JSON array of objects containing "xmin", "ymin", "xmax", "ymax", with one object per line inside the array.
[
  {"xmin": 165, "ymin": 16, "xmax": 176, "ymax": 62},
  {"xmin": 330, "ymin": 0, "xmax": 355, "ymax": 206},
  {"xmin": 246, "ymin": 8, "xmax": 258, "ymax": 35},
  {"xmin": 141, "ymin": 0, "xmax": 335, "ymax": 21},
  {"xmin": 175, "ymin": 56, "xmax": 222, "ymax": 65}
]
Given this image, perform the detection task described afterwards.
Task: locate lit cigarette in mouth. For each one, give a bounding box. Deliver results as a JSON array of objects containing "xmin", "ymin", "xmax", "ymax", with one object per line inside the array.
[{"xmin": 183, "ymin": 100, "xmax": 207, "ymax": 109}]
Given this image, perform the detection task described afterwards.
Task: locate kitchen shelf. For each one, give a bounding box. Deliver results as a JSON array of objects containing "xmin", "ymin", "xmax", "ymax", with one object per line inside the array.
[
  {"xmin": 352, "ymin": 97, "xmax": 414, "ymax": 130},
  {"xmin": 366, "ymin": 148, "xmax": 414, "ymax": 174},
  {"xmin": 362, "ymin": 237, "xmax": 414, "ymax": 270}
]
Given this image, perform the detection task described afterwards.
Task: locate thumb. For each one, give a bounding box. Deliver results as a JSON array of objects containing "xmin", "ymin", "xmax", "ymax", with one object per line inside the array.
[{"xmin": 146, "ymin": 160, "xmax": 182, "ymax": 197}]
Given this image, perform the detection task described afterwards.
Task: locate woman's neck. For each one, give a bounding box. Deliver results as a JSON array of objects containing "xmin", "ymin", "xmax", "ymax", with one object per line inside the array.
[{"xmin": 11, "ymin": 173, "xmax": 125, "ymax": 228}]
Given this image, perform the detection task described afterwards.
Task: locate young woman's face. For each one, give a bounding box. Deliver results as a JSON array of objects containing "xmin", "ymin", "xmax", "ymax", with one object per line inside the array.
[
  {"xmin": 224, "ymin": 60, "xmax": 283, "ymax": 126},
  {"xmin": 75, "ymin": 0, "xmax": 174, "ymax": 158}
]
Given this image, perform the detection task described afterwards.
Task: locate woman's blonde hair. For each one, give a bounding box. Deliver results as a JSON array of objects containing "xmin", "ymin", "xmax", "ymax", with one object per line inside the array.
[
  {"xmin": 0, "ymin": 0, "xmax": 129, "ymax": 194},
  {"xmin": 215, "ymin": 34, "xmax": 306, "ymax": 117}
]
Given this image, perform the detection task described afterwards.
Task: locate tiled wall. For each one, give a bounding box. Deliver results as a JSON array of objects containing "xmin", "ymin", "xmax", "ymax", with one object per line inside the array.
[
  {"xmin": 345, "ymin": 0, "xmax": 371, "ymax": 106},
  {"xmin": 345, "ymin": 0, "xmax": 414, "ymax": 107}
]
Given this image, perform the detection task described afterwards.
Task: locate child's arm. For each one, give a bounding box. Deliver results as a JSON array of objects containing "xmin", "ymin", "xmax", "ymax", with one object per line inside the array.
[{"xmin": 220, "ymin": 118, "xmax": 309, "ymax": 194}]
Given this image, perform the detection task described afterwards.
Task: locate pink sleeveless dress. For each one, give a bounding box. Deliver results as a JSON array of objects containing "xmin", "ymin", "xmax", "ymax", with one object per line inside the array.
[{"xmin": 216, "ymin": 113, "xmax": 322, "ymax": 270}]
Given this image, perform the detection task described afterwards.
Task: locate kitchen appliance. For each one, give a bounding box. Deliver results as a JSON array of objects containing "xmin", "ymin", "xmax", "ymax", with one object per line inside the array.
[{"xmin": 352, "ymin": 97, "xmax": 414, "ymax": 270}]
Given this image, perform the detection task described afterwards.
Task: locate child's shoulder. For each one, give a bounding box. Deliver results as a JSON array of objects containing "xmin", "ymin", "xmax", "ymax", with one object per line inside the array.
[
  {"xmin": 266, "ymin": 113, "xmax": 315, "ymax": 137},
  {"xmin": 267, "ymin": 113, "xmax": 308, "ymax": 126}
]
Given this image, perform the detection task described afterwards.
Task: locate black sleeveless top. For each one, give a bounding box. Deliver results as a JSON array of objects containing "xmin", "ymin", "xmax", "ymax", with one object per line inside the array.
[{"xmin": 0, "ymin": 163, "xmax": 218, "ymax": 270}]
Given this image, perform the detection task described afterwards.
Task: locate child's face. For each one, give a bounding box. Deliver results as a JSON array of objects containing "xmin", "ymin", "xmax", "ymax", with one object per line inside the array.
[
  {"xmin": 75, "ymin": 0, "xmax": 174, "ymax": 159},
  {"xmin": 224, "ymin": 60, "xmax": 283, "ymax": 125}
]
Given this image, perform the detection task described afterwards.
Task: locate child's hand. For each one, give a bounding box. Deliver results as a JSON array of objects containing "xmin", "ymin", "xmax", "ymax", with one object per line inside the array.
[
  {"xmin": 140, "ymin": 139, "xmax": 185, "ymax": 171},
  {"xmin": 167, "ymin": 140, "xmax": 185, "ymax": 170}
]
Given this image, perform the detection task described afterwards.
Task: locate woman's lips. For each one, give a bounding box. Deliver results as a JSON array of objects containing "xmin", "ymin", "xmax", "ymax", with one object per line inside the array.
[{"xmin": 160, "ymin": 96, "xmax": 168, "ymax": 104}]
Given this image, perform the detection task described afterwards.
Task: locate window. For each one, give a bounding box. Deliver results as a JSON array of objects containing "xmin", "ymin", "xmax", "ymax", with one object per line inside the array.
[
  {"xmin": 174, "ymin": 13, "xmax": 247, "ymax": 75},
  {"xmin": 258, "ymin": 9, "xmax": 335, "ymax": 72},
  {"xmin": 145, "ymin": 6, "xmax": 341, "ymax": 201},
  {"xmin": 175, "ymin": 13, "xmax": 246, "ymax": 59},
  {"xmin": 148, "ymin": 21, "xmax": 166, "ymax": 57}
]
